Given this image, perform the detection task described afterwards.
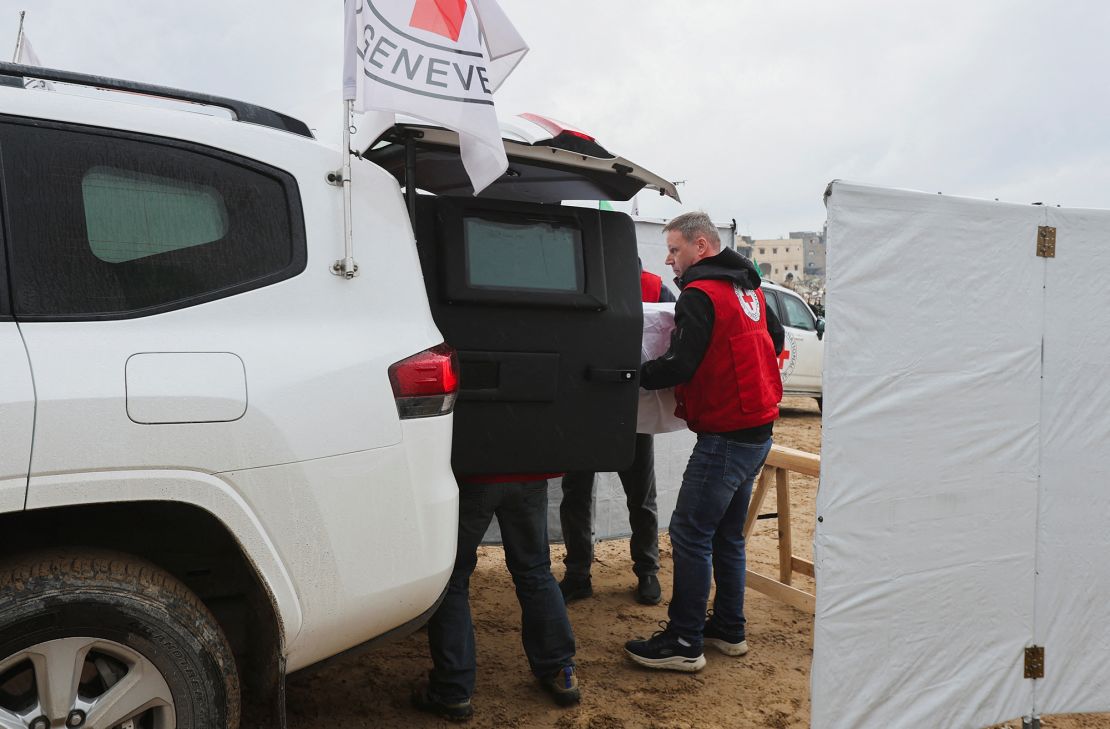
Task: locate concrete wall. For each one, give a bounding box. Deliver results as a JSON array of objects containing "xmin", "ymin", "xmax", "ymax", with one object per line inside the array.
[
  {"xmin": 752, "ymin": 238, "xmax": 804, "ymax": 283},
  {"xmin": 791, "ymin": 229, "xmax": 827, "ymax": 277}
]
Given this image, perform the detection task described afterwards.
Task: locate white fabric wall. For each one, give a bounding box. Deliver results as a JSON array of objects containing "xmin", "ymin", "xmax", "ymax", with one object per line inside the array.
[
  {"xmin": 813, "ymin": 182, "xmax": 1110, "ymax": 728},
  {"xmin": 1035, "ymin": 205, "xmax": 1110, "ymax": 715}
]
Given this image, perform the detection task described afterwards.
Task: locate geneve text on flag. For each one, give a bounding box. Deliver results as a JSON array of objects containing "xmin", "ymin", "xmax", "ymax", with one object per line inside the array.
[{"xmin": 343, "ymin": 0, "xmax": 528, "ymax": 194}]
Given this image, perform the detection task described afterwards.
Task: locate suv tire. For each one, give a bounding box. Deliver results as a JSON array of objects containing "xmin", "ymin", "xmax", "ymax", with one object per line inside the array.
[{"xmin": 0, "ymin": 550, "xmax": 239, "ymax": 729}]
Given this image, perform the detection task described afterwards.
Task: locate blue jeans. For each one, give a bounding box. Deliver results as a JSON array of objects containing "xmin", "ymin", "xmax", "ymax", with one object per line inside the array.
[
  {"xmin": 427, "ymin": 479, "xmax": 576, "ymax": 703},
  {"xmin": 667, "ymin": 433, "xmax": 772, "ymax": 644}
]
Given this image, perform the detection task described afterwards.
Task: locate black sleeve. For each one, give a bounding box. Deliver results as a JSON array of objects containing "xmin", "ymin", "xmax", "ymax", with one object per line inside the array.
[
  {"xmin": 657, "ymin": 285, "xmax": 677, "ymax": 303},
  {"xmin": 640, "ymin": 288, "xmax": 714, "ymax": 390},
  {"xmin": 765, "ymin": 298, "xmax": 785, "ymax": 355}
]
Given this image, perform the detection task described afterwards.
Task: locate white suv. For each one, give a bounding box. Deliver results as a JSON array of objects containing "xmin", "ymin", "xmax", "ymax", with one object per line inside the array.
[
  {"xmin": 761, "ymin": 281, "xmax": 825, "ymax": 408},
  {"xmin": 0, "ymin": 63, "xmax": 674, "ymax": 728}
]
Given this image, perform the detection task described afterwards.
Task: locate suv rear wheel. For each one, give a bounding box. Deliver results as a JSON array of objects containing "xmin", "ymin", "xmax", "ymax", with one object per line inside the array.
[{"xmin": 0, "ymin": 551, "xmax": 239, "ymax": 729}]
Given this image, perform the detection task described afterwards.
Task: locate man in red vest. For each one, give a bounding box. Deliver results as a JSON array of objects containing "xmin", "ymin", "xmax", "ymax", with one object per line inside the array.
[
  {"xmin": 625, "ymin": 211, "xmax": 784, "ymax": 672},
  {"xmin": 559, "ymin": 261, "xmax": 675, "ymax": 606}
]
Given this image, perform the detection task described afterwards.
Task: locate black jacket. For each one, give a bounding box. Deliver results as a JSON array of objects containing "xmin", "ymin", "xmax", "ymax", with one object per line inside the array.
[{"xmin": 640, "ymin": 248, "xmax": 784, "ymax": 441}]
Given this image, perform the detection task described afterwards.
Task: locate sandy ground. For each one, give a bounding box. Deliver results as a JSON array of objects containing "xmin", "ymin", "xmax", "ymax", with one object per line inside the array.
[{"xmin": 285, "ymin": 398, "xmax": 1108, "ymax": 728}]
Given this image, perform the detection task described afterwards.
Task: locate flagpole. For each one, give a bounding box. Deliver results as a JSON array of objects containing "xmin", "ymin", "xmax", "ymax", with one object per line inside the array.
[
  {"xmin": 335, "ymin": 99, "xmax": 358, "ymax": 278},
  {"xmin": 11, "ymin": 10, "xmax": 25, "ymax": 63}
]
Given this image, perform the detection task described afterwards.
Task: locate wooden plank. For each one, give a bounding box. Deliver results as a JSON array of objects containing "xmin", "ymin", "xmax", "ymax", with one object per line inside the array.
[
  {"xmin": 744, "ymin": 468, "xmax": 774, "ymax": 539},
  {"xmin": 775, "ymin": 467, "xmax": 792, "ymax": 585},
  {"xmin": 765, "ymin": 444, "xmax": 821, "ymax": 478},
  {"xmin": 791, "ymin": 557, "xmax": 815, "ymax": 578},
  {"xmin": 746, "ymin": 570, "xmax": 815, "ymax": 614}
]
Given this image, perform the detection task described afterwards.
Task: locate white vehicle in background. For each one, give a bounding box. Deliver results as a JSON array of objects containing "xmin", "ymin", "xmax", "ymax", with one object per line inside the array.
[
  {"xmin": 0, "ymin": 62, "xmax": 675, "ymax": 728},
  {"xmin": 761, "ymin": 281, "xmax": 825, "ymax": 409}
]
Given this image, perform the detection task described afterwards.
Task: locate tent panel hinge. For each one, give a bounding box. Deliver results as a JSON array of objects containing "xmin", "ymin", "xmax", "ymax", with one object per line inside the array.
[
  {"xmin": 1036, "ymin": 226, "xmax": 1055, "ymax": 258},
  {"xmin": 1024, "ymin": 645, "xmax": 1044, "ymax": 679}
]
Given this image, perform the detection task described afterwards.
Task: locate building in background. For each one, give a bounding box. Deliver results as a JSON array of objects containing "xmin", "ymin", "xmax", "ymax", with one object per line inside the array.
[
  {"xmin": 736, "ymin": 234, "xmax": 754, "ymax": 259},
  {"xmin": 751, "ymin": 237, "xmax": 804, "ymax": 283},
  {"xmin": 791, "ymin": 228, "xmax": 827, "ymax": 278}
]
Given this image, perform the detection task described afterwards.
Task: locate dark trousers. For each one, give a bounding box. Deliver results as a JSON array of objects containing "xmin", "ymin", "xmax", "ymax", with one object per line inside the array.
[
  {"xmin": 559, "ymin": 433, "xmax": 660, "ymax": 580},
  {"xmin": 427, "ymin": 480, "xmax": 576, "ymax": 703},
  {"xmin": 668, "ymin": 434, "xmax": 771, "ymax": 643}
]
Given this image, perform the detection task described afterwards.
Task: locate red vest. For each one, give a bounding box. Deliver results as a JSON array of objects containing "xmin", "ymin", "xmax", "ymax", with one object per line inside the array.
[
  {"xmin": 674, "ymin": 280, "xmax": 782, "ymax": 432},
  {"xmin": 640, "ymin": 270, "xmax": 663, "ymax": 303}
]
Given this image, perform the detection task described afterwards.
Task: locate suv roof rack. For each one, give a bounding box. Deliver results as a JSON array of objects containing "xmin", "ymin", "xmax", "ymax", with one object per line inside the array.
[{"xmin": 0, "ymin": 62, "xmax": 313, "ymax": 139}]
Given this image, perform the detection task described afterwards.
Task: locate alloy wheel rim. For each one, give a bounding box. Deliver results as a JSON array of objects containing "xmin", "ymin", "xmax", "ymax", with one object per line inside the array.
[{"xmin": 0, "ymin": 637, "xmax": 175, "ymax": 729}]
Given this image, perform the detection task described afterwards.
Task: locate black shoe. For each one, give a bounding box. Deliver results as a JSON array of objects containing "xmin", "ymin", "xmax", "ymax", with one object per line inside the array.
[
  {"xmin": 624, "ymin": 621, "xmax": 706, "ymax": 672},
  {"xmin": 635, "ymin": 574, "xmax": 662, "ymax": 605},
  {"xmin": 411, "ymin": 680, "xmax": 473, "ymax": 722},
  {"xmin": 703, "ymin": 618, "xmax": 749, "ymax": 656},
  {"xmin": 540, "ymin": 665, "xmax": 581, "ymax": 706},
  {"xmin": 559, "ymin": 575, "xmax": 593, "ymax": 603}
]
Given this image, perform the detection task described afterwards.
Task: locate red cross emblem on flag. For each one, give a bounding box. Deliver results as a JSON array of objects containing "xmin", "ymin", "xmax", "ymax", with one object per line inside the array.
[{"xmin": 410, "ymin": 0, "xmax": 469, "ymax": 42}]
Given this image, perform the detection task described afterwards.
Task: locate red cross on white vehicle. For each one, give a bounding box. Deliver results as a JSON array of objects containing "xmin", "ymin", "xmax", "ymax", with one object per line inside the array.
[{"xmin": 759, "ymin": 281, "xmax": 825, "ymax": 411}]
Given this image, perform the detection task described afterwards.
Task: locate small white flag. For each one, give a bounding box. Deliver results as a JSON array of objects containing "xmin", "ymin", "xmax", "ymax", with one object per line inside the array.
[
  {"xmin": 343, "ymin": 0, "xmax": 528, "ymax": 195},
  {"xmin": 14, "ymin": 32, "xmax": 52, "ymax": 90}
]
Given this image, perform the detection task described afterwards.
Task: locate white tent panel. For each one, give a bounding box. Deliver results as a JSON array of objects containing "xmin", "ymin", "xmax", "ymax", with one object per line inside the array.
[
  {"xmin": 813, "ymin": 183, "xmax": 1045, "ymax": 729},
  {"xmin": 1035, "ymin": 206, "xmax": 1110, "ymax": 715}
]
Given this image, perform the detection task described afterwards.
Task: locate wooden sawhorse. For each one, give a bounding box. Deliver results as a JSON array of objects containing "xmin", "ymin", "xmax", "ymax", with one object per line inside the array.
[{"xmin": 743, "ymin": 444, "xmax": 820, "ymax": 614}]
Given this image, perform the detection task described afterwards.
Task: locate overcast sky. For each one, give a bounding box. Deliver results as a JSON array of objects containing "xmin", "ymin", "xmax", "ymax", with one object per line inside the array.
[{"xmin": 3, "ymin": 1, "xmax": 1108, "ymax": 238}]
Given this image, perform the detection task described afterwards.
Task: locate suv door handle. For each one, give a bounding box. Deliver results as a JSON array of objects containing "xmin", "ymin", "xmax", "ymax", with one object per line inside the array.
[{"xmin": 586, "ymin": 367, "xmax": 638, "ymax": 384}]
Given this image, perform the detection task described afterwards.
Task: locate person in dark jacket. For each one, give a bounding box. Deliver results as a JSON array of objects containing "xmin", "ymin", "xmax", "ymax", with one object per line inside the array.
[
  {"xmin": 625, "ymin": 211, "xmax": 784, "ymax": 672},
  {"xmin": 412, "ymin": 472, "xmax": 580, "ymax": 720},
  {"xmin": 558, "ymin": 261, "xmax": 675, "ymax": 606}
]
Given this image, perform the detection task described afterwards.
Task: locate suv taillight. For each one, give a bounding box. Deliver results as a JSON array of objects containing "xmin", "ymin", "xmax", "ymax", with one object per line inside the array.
[{"xmin": 388, "ymin": 344, "xmax": 460, "ymax": 419}]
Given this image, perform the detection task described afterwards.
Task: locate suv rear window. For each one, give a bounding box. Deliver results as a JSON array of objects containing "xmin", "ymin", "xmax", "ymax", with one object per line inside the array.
[
  {"xmin": 0, "ymin": 121, "xmax": 306, "ymax": 319},
  {"xmin": 82, "ymin": 166, "xmax": 229, "ymax": 264}
]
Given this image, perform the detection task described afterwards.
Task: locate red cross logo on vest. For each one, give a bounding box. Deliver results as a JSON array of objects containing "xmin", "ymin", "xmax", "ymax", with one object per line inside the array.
[
  {"xmin": 736, "ymin": 286, "xmax": 762, "ymax": 322},
  {"xmin": 409, "ymin": 0, "xmax": 469, "ymax": 42}
]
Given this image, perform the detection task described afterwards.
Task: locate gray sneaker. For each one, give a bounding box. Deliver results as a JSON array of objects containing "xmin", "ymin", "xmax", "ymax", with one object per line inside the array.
[
  {"xmin": 541, "ymin": 665, "xmax": 581, "ymax": 706},
  {"xmin": 703, "ymin": 619, "xmax": 749, "ymax": 656}
]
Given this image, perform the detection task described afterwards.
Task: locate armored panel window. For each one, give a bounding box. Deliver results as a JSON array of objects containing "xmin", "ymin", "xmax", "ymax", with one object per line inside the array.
[
  {"xmin": 0, "ymin": 121, "xmax": 305, "ymax": 319},
  {"xmin": 464, "ymin": 218, "xmax": 584, "ymax": 293}
]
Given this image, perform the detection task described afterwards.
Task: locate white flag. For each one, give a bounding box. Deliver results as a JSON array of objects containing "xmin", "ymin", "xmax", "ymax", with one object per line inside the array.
[
  {"xmin": 343, "ymin": 0, "xmax": 528, "ymax": 194},
  {"xmin": 14, "ymin": 32, "xmax": 52, "ymax": 90}
]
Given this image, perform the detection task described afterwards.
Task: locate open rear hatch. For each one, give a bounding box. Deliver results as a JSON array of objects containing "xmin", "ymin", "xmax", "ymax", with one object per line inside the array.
[
  {"xmin": 364, "ymin": 113, "xmax": 681, "ymax": 204},
  {"xmin": 368, "ymin": 115, "xmax": 678, "ymax": 475}
]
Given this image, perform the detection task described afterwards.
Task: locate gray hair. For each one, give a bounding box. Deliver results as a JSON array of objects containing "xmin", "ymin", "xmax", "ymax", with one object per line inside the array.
[{"xmin": 663, "ymin": 211, "xmax": 721, "ymax": 249}]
